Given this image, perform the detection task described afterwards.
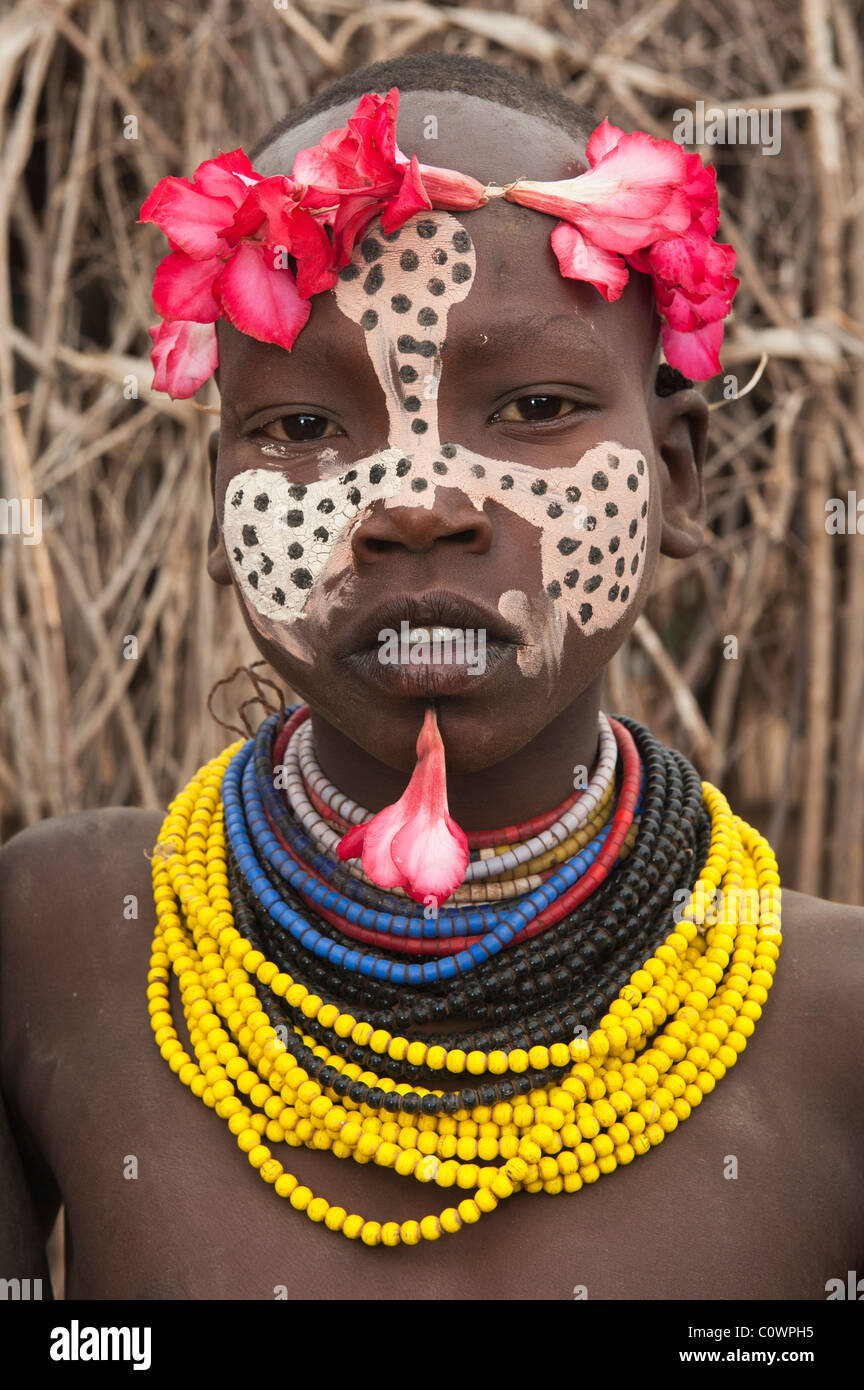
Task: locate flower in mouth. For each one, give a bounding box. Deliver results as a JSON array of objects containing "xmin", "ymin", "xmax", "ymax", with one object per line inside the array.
[{"xmin": 336, "ymin": 704, "xmax": 469, "ymax": 907}]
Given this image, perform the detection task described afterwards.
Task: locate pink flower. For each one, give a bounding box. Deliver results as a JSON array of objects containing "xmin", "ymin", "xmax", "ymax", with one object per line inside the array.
[
  {"xmin": 501, "ymin": 118, "xmax": 736, "ymax": 379},
  {"xmin": 149, "ymin": 320, "xmax": 218, "ymax": 398},
  {"xmin": 292, "ymin": 87, "xmax": 486, "ymax": 265},
  {"xmin": 336, "ymin": 706, "xmax": 469, "ymax": 907},
  {"xmin": 141, "ymin": 150, "xmax": 330, "ymax": 396}
]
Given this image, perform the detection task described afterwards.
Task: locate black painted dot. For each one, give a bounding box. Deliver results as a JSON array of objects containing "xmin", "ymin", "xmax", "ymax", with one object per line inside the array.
[
  {"xmin": 433, "ymin": 461, "xmax": 448, "ymax": 475},
  {"xmin": 641, "ymin": 501, "xmax": 648, "ymax": 518},
  {"xmin": 242, "ymin": 524, "xmax": 258, "ymax": 547},
  {"xmin": 411, "ymin": 419, "xmax": 428, "ymax": 434},
  {"xmin": 427, "ymin": 278, "xmax": 446, "ymax": 296},
  {"xmin": 273, "ymin": 588, "xmax": 285, "ymax": 605},
  {"xmin": 347, "ymin": 487, "xmax": 361, "ymax": 504},
  {"xmin": 607, "ymin": 453, "xmax": 620, "ymax": 469},
  {"xmin": 286, "ymin": 510, "xmax": 306, "ymax": 528},
  {"xmin": 626, "ymin": 473, "xmax": 639, "ymax": 491},
  {"xmin": 287, "ymin": 542, "xmax": 303, "ymax": 559},
  {"xmin": 620, "ymin": 585, "xmax": 630, "ymax": 602},
  {"xmin": 566, "ymin": 485, "xmax": 581, "ymax": 504},
  {"xmin": 547, "ymin": 502, "xmax": 563, "ymax": 518},
  {"xmin": 500, "ymin": 475, "xmax": 514, "ymax": 489},
  {"xmin": 288, "ymin": 483, "xmax": 307, "ymax": 500},
  {"xmin": 452, "ymin": 229, "xmax": 471, "ymax": 252},
  {"xmin": 592, "ymin": 471, "xmax": 608, "ymax": 491},
  {"xmin": 292, "ymin": 568, "xmax": 313, "ymax": 589},
  {"xmin": 605, "ymin": 502, "xmax": 618, "ymax": 518},
  {"xmin": 452, "ymin": 262, "xmax": 471, "ymax": 284},
  {"xmin": 471, "ymin": 464, "xmax": 486, "ymax": 478},
  {"xmin": 609, "ymin": 536, "xmax": 620, "ymax": 553},
  {"xmin": 432, "ymin": 247, "xmax": 448, "ymax": 264},
  {"xmin": 417, "ymin": 307, "xmax": 438, "ymax": 326},
  {"xmin": 381, "ymin": 228, "xmax": 401, "ymax": 242},
  {"xmin": 339, "ymin": 264, "xmax": 360, "ymax": 281},
  {"xmin": 360, "ymin": 309, "xmax": 378, "ymax": 330},
  {"xmin": 398, "ymin": 364, "xmax": 418, "ymax": 382},
  {"xmin": 411, "ymin": 477, "xmax": 428, "ymax": 491},
  {"xmin": 400, "ymin": 250, "xmax": 419, "ymax": 271},
  {"xmin": 230, "ymin": 489, "xmax": 243, "ymax": 507},
  {"xmin": 396, "ymin": 458, "xmax": 411, "ymax": 477},
  {"xmin": 585, "ymin": 515, "xmax": 597, "ymax": 531},
  {"xmin": 640, "ymin": 537, "xmax": 646, "ymax": 551},
  {"xmin": 564, "ymin": 570, "xmax": 580, "ymax": 588},
  {"xmin": 584, "ymin": 574, "xmax": 602, "ymax": 593},
  {"xmin": 441, "ymin": 444, "xmax": 457, "ymax": 458},
  {"xmin": 314, "ymin": 527, "xmax": 330, "ymax": 542},
  {"xmin": 391, "ymin": 295, "xmax": 411, "ymax": 313},
  {"xmin": 398, "ymin": 335, "xmax": 417, "ymax": 353},
  {"xmin": 260, "ymin": 554, "xmax": 273, "ymax": 575},
  {"xmin": 608, "ymin": 583, "xmax": 620, "ymax": 601},
  {"xmin": 615, "ymin": 556, "xmax": 626, "ymax": 577},
  {"xmin": 631, "ymin": 554, "xmax": 640, "ymax": 575},
  {"xmin": 546, "ymin": 580, "xmax": 561, "ymax": 599},
  {"xmin": 628, "ymin": 519, "xmax": 638, "ymax": 538},
  {"xmin": 248, "ymin": 571, "xmax": 258, "ymax": 588},
  {"xmin": 317, "ymin": 498, "xmax": 335, "ymax": 514},
  {"xmin": 531, "ymin": 479, "xmax": 548, "ymax": 495},
  {"xmin": 417, "ymin": 220, "xmax": 438, "ymax": 239},
  {"xmin": 254, "ymin": 493, "xmax": 269, "ymax": 511},
  {"xmin": 343, "ymin": 470, "xmax": 357, "ymax": 482},
  {"xmin": 404, "ymin": 396, "xmax": 421, "ymax": 412},
  {"xmin": 232, "ymin": 547, "xmax": 243, "ymax": 562},
  {"xmin": 369, "ymin": 464, "xmax": 386, "ymax": 484},
  {"xmin": 588, "ymin": 546, "xmax": 603, "ymax": 565},
  {"xmin": 363, "ymin": 264, "xmax": 384, "ymax": 295},
  {"xmin": 361, "ymin": 236, "xmax": 382, "ymax": 263},
  {"xmin": 636, "ymin": 457, "xmax": 645, "ymax": 475},
  {"xmin": 580, "ymin": 603, "xmax": 593, "ymax": 623},
  {"xmin": 558, "ymin": 536, "xmax": 580, "ymax": 556},
  {"xmin": 416, "ymin": 341, "xmax": 436, "ymax": 357}
]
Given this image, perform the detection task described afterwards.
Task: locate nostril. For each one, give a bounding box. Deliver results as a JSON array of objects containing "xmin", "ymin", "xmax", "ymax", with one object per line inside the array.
[
  {"xmin": 441, "ymin": 529, "xmax": 480, "ymax": 545},
  {"xmin": 364, "ymin": 537, "xmax": 397, "ymax": 555}
]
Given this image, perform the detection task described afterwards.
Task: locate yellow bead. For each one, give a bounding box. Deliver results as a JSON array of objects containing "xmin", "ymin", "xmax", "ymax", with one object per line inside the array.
[
  {"xmin": 419, "ymin": 1215, "xmax": 441, "ymax": 1241},
  {"xmin": 342, "ymin": 1214, "xmax": 364, "ymax": 1240}
]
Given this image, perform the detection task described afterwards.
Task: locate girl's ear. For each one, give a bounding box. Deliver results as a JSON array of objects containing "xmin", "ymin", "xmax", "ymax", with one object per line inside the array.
[
  {"xmin": 653, "ymin": 388, "xmax": 709, "ymax": 559},
  {"xmin": 206, "ymin": 428, "xmax": 233, "ymax": 585}
]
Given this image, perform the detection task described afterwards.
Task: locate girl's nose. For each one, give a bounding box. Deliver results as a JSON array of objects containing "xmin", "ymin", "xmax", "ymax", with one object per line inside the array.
[{"xmin": 350, "ymin": 486, "xmax": 494, "ymax": 562}]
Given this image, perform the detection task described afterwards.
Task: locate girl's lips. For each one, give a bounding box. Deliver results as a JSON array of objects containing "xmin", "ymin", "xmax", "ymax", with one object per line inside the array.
[
  {"xmin": 338, "ymin": 588, "xmax": 522, "ymax": 659},
  {"xmin": 340, "ymin": 638, "xmax": 516, "ymax": 698}
]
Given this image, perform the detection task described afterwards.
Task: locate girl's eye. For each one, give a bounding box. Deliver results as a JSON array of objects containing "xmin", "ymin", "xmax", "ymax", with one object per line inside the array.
[
  {"xmin": 257, "ymin": 413, "xmax": 339, "ymax": 442},
  {"xmin": 491, "ymin": 395, "xmax": 576, "ymax": 424}
]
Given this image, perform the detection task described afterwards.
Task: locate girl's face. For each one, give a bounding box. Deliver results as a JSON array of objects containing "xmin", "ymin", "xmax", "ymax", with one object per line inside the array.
[{"xmin": 210, "ymin": 92, "xmax": 706, "ymax": 773}]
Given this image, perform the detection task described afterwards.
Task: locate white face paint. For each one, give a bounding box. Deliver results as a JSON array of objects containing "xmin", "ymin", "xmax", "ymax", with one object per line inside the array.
[{"xmin": 223, "ymin": 211, "xmax": 650, "ymax": 666}]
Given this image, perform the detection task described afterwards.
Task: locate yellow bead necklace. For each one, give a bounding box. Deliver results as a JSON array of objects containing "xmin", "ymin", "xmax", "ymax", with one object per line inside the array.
[{"xmin": 148, "ymin": 741, "xmax": 781, "ymax": 1247}]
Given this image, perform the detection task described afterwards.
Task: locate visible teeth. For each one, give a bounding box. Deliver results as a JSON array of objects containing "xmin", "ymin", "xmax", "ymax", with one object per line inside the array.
[{"xmin": 407, "ymin": 625, "xmax": 465, "ymax": 643}]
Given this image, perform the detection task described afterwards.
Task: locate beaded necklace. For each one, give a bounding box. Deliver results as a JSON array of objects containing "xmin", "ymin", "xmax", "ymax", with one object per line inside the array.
[{"xmin": 149, "ymin": 708, "xmax": 781, "ymax": 1247}]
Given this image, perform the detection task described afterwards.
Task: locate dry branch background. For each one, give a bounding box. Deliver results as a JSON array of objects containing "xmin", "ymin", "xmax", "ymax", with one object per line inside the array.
[{"xmin": 1, "ymin": 0, "xmax": 863, "ymax": 902}]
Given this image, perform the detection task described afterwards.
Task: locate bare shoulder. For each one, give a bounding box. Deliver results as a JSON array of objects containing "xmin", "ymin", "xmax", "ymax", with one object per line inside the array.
[{"xmin": 0, "ymin": 807, "xmax": 164, "ymax": 1086}]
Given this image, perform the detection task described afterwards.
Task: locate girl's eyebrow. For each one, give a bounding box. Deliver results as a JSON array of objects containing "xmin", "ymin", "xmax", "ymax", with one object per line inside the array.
[{"xmin": 447, "ymin": 311, "xmax": 615, "ymax": 364}]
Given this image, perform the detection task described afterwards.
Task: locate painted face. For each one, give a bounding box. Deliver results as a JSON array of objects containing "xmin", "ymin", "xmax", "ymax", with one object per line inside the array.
[{"xmin": 222, "ymin": 211, "xmax": 650, "ymax": 665}]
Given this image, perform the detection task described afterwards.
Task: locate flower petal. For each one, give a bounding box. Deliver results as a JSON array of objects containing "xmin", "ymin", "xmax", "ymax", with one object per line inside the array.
[
  {"xmin": 585, "ymin": 117, "xmax": 625, "ymax": 166},
  {"xmin": 661, "ymin": 319, "xmax": 724, "ymax": 379},
  {"xmin": 152, "ymin": 250, "xmax": 221, "ymax": 322},
  {"xmin": 149, "ymin": 320, "xmax": 218, "ymax": 398},
  {"xmin": 391, "ymin": 811, "xmax": 469, "ymax": 907},
  {"xmin": 140, "ymin": 176, "xmax": 237, "ymax": 259},
  {"xmin": 192, "ymin": 149, "xmax": 260, "ymax": 202},
  {"xmin": 216, "ymin": 242, "xmax": 310, "ymax": 350},
  {"xmin": 380, "ymin": 155, "xmax": 432, "ymax": 232},
  {"xmin": 550, "ymin": 222, "xmax": 630, "ymax": 300}
]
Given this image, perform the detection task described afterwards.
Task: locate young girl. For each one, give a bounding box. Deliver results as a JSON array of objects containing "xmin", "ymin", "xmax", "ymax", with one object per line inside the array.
[{"xmin": 1, "ymin": 54, "xmax": 861, "ymax": 1301}]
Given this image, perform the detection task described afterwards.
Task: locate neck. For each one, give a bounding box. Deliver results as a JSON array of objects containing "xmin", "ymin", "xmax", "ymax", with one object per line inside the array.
[{"xmin": 308, "ymin": 679, "xmax": 605, "ymax": 830}]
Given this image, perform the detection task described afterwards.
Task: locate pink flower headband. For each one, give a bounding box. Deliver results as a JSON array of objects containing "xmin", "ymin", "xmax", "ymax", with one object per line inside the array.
[{"xmin": 140, "ymin": 87, "xmax": 737, "ymax": 399}]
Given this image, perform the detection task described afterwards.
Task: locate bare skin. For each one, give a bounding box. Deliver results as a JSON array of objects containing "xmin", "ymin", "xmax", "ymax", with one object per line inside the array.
[
  {"xmin": 0, "ymin": 808, "xmax": 862, "ymax": 1300},
  {"xmin": 1, "ymin": 90, "xmax": 862, "ymax": 1300}
]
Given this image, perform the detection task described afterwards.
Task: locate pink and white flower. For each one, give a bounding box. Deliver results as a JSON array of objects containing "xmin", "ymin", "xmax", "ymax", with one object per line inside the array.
[{"xmin": 336, "ymin": 705, "xmax": 469, "ymax": 907}]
